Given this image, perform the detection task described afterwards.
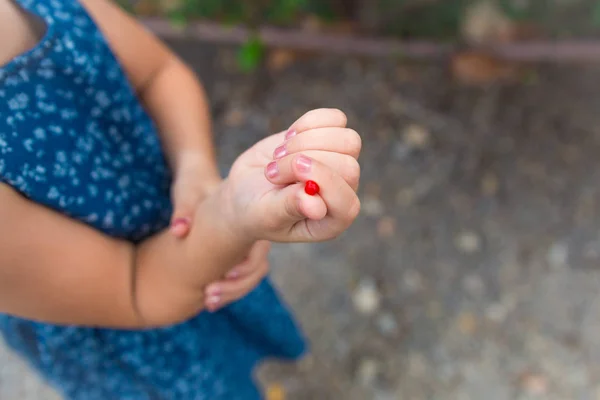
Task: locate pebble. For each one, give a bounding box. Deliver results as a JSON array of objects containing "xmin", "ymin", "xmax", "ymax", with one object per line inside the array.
[
  {"xmin": 455, "ymin": 232, "xmax": 482, "ymax": 254},
  {"xmin": 547, "ymin": 242, "xmax": 569, "ymax": 269},
  {"xmin": 362, "ymin": 196, "xmax": 385, "ymax": 217},
  {"xmin": 457, "ymin": 312, "xmax": 478, "ymax": 335},
  {"xmin": 403, "ymin": 124, "xmax": 431, "ymax": 149},
  {"xmin": 485, "ymin": 302, "xmax": 509, "ymax": 323},
  {"xmin": 377, "ymin": 216, "xmax": 396, "ymax": 238},
  {"xmin": 356, "ymin": 358, "xmax": 380, "ymax": 386},
  {"xmin": 481, "ymin": 172, "xmax": 499, "ymax": 196},
  {"xmin": 402, "ymin": 269, "xmax": 424, "ymax": 293},
  {"xmin": 376, "ymin": 313, "xmax": 399, "ymax": 336},
  {"xmin": 353, "ymin": 279, "xmax": 382, "ymax": 315},
  {"xmin": 519, "ymin": 372, "xmax": 548, "ymax": 396}
]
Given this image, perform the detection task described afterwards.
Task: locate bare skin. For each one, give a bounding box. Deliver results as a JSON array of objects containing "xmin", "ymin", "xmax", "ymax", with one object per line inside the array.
[{"xmin": 0, "ymin": 0, "xmax": 362, "ymax": 329}]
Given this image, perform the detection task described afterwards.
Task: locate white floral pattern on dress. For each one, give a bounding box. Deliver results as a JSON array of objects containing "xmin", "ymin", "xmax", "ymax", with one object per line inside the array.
[{"xmin": 0, "ymin": 1, "xmax": 306, "ymax": 399}]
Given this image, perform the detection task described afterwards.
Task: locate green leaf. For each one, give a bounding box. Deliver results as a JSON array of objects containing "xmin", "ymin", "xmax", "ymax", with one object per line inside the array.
[
  {"xmin": 167, "ymin": 8, "xmax": 189, "ymax": 28},
  {"xmin": 237, "ymin": 36, "xmax": 265, "ymax": 72},
  {"xmin": 267, "ymin": 0, "xmax": 308, "ymax": 23}
]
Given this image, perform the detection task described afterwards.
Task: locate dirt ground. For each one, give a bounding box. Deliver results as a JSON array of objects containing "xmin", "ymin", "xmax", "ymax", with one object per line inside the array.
[{"xmin": 3, "ymin": 40, "xmax": 600, "ymax": 399}]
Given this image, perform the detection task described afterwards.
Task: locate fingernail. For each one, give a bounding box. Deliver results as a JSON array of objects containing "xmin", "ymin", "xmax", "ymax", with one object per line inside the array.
[
  {"xmin": 226, "ymin": 270, "xmax": 239, "ymax": 279},
  {"xmin": 172, "ymin": 217, "xmax": 190, "ymax": 228},
  {"xmin": 266, "ymin": 161, "xmax": 279, "ymax": 178},
  {"xmin": 207, "ymin": 295, "xmax": 220, "ymax": 305},
  {"xmin": 296, "ymin": 155, "xmax": 312, "ymax": 173},
  {"xmin": 285, "ymin": 129, "xmax": 297, "ymax": 140},
  {"xmin": 170, "ymin": 217, "xmax": 190, "ymax": 235},
  {"xmin": 207, "ymin": 286, "xmax": 221, "ymax": 296},
  {"xmin": 273, "ymin": 144, "xmax": 287, "ymax": 159}
]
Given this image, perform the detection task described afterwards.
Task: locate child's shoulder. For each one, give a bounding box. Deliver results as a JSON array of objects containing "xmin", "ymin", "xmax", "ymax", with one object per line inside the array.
[{"xmin": 0, "ymin": 0, "xmax": 46, "ymax": 67}]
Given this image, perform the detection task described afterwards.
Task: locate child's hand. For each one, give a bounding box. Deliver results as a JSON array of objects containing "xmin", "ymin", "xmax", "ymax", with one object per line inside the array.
[
  {"xmin": 224, "ymin": 108, "xmax": 362, "ymax": 243},
  {"xmin": 169, "ymin": 156, "xmax": 222, "ymax": 237},
  {"xmin": 203, "ymin": 240, "xmax": 271, "ymax": 312}
]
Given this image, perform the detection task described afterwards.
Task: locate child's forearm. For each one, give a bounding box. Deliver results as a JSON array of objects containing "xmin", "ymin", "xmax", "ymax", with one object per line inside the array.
[
  {"xmin": 140, "ymin": 56, "xmax": 220, "ymax": 181},
  {"xmin": 133, "ymin": 184, "xmax": 254, "ymax": 326},
  {"xmin": 0, "ymin": 184, "xmax": 251, "ymax": 328}
]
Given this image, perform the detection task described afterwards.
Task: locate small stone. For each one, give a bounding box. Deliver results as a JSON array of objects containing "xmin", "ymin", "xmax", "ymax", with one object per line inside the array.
[
  {"xmin": 547, "ymin": 242, "xmax": 568, "ymax": 269},
  {"xmin": 402, "ymin": 269, "xmax": 423, "ymax": 293},
  {"xmin": 377, "ymin": 216, "xmax": 396, "ymax": 238},
  {"xmin": 455, "ymin": 232, "xmax": 481, "ymax": 254},
  {"xmin": 353, "ymin": 279, "xmax": 381, "ymax": 315},
  {"xmin": 519, "ymin": 372, "xmax": 548, "ymax": 396},
  {"xmin": 481, "ymin": 173, "xmax": 499, "ymax": 196},
  {"xmin": 376, "ymin": 313, "xmax": 398, "ymax": 336},
  {"xmin": 223, "ymin": 108, "xmax": 245, "ymax": 127},
  {"xmin": 485, "ymin": 303, "xmax": 508, "ymax": 323},
  {"xmin": 266, "ymin": 383, "xmax": 286, "ymax": 400},
  {"xmin": 362, "ymin": 196, "xmax": 384, "ymax": 217},
  {"xmin": 403, "ymin": 124, "xmax": 431, "ymax": 149},
  {"xmin": 457, "ymin": 312, "xmax": 477, "ymax": 335},
  {"xmin": 356, "ymin": 358, "xmax": 380, "ymax": 386}
]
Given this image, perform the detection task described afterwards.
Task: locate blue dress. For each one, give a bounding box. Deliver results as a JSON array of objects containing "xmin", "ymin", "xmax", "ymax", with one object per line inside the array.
[{"xmin": 0, "ymin": 1, "xmax": 306, "ymax": 398}]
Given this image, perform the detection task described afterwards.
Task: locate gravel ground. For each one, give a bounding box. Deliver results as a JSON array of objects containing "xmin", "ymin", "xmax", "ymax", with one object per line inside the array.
[{"xmin": 3, "ymin": 40, "xmax": 600, "ymax": 399}]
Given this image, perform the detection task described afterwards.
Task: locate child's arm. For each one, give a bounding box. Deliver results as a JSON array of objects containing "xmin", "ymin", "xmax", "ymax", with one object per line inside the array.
[
  {"xmin": 0, "ymin": 183, "xmax": 253, "ymax": 328},
  {"xmin": 82, "ymin": 0, "xmax": 222, "ymax": 219},
  {"xmin": 0, "ymin": 109, "xmax": 362, "ymax": 330}
]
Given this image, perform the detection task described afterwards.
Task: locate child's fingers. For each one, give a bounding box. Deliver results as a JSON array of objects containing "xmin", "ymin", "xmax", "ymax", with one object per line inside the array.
[
  {"xmin": 263, "ymin": 154, "xmax": 359, "ymax": 238},
  {"xmin": 274, "ymin": 150, "xmax": 360, "ymax": 192},
  {"xmin": 266, "ymin": 152, "xmax": 360, "ymax": 197},
  {"xmin": 205, "ymin": 260, "xmax": 270, "ymax": 312},
  {"xmin": 274, "ymin": 127, "xmax": 362, "ymax": 160},
  {"xmin": 170, "ymin": 185, "xmax": 196, "ymax": 238},
  {"xmin": 287, "ymin": 108, "xmax": 348, "ymax": 136}
]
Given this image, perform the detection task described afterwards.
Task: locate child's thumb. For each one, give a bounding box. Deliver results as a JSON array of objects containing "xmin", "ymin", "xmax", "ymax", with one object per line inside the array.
[{"xmin": 267, "ymin": 184, "xmax": 327, "ymax": 232}]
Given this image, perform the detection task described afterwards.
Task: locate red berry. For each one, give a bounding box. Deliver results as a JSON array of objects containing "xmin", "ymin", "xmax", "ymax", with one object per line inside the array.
[{"xmin": 305, "ymin": 180, "xmax": 320, "ymax": 196}]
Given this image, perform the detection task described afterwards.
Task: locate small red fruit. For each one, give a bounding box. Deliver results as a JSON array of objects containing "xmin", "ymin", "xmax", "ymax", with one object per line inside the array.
[{"xmin": 305, "ymin": 180, "xmax": 320, "ymax": 196}]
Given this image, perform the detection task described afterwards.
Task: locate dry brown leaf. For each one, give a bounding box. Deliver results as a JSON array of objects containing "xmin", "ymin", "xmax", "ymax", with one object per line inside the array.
[
  {"xmin": 266, "ymin": 383, "xmax": 286, "ymax": 400},
  {"xmin": 223, "ymin": 108, "xmax": 245, "ymax": 128},
  {"xmin": 326, "ymin": 21, "xmax": 359, "ymax": 35},
  {"xmin": 132, "ymin": 0, "xmax": 159, "ymax": 15},
  {"xmin": 451, "ymin": 51, "xmax": 519, "ymax": 86},
  {"xmin": 301, "ymin": 14, "xmax": 324, "ymax": 32},
  {"xmin": 267, "ymin": 49, "xmax": 298, "ymax": 73}
]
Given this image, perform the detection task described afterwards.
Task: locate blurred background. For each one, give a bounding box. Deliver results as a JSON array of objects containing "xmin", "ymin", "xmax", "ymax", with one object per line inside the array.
[{"xmin": 4, "ymin": 0, "xmax": 600, "ymax": 399}]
